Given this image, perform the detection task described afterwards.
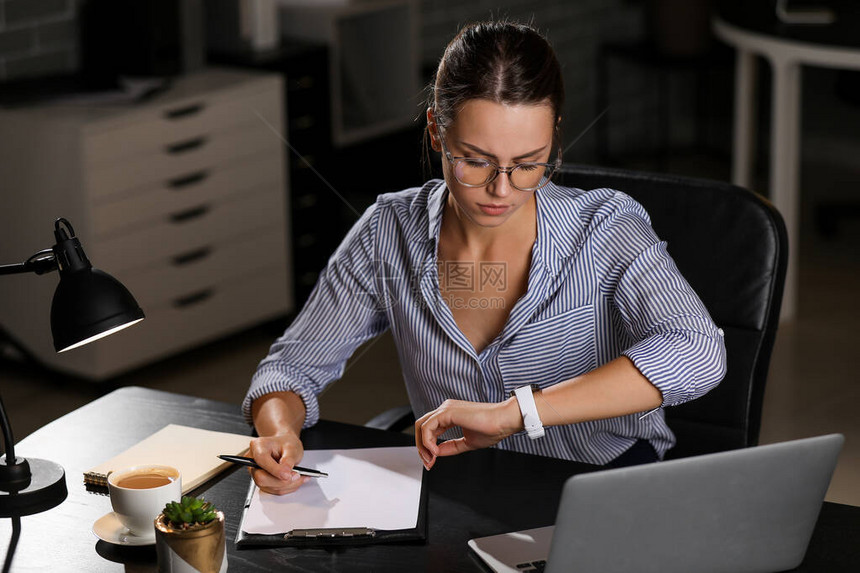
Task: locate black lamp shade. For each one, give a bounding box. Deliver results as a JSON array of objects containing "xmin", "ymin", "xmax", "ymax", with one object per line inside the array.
[{"xmin": 50, "ymin": 267, "xmax": 145, "ymax": 352}]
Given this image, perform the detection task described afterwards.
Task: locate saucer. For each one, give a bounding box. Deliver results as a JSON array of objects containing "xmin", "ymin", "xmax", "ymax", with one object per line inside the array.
[{"xmin": 92, "ymin": 511, "xmax": 156, "ymax": 546}]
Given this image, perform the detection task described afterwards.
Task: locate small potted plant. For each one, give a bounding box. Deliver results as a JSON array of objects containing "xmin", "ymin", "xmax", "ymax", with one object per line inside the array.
[{"xmin": 154, "ymin": 495, "xmax": 227, "ymax": 573}]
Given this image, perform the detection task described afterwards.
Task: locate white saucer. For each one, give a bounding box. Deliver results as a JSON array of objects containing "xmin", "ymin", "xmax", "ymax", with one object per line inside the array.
[{"xmin": 92, "ymin": 511, "xmax": 156, "ymax": 546}]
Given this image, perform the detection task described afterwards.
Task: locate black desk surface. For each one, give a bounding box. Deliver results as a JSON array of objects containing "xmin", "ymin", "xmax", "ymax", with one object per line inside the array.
[{"xmin": 2, "ymin": 387, "xmax": 858, "ymax": 571}]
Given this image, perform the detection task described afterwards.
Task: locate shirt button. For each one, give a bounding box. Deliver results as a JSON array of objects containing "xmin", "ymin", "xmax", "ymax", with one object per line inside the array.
[{"xmin": 717, "ymin": 328, "xmax": 725, "ymax": 336}]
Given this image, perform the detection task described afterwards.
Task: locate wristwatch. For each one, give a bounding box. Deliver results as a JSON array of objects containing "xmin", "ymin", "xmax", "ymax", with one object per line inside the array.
[{"xmin": 513, "ymin": 384, "xmax": 545, "ymax": 440}]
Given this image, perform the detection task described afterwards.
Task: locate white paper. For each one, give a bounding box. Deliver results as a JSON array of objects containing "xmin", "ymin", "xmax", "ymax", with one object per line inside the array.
[{"xmin": 242, "ymin": 446, "xmax": 424, "ymax": 534}]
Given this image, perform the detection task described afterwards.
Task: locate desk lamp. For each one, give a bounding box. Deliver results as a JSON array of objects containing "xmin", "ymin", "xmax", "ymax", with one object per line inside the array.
[{"xmin": 0, "ymin": 218, "xmax": 144, "ymax": 517}]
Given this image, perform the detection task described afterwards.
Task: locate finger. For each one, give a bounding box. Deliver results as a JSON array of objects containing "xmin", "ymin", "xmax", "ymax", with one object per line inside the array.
[
  {"xmin": 251, "ymin": 468, "xmax": 309, "ymax": 495},
  {"xmin": 276, "ymin": 450, "xmax": 305, "ymax": 480},
  {"xmin": 420, "ymin": 414, "xmax": 450, "ymax": 458},
  {"xmin": 251, "ymin": 439, "xmax": 301, "ymax": 481},
  {"xmin": 435, "ymin": 438, "xmax": 474, "ymax": 458},
  {"xmin": 414, "ymin": 442, "xmax": 433, "ymax": 470},
  {"xmin": 414, "ymin": 418, "xmax": 436, "ymax": 469},
  {"xmin": 414, "ymin": 436, "xmax": 432, "ymax": 469},
  {"xmin": 251, "ymin": 444, "xmax": 290, "ymax": 480}
]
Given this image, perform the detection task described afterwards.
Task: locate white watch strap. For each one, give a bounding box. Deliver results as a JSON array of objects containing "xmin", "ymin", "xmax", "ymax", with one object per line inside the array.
[{"xmin": 513, "ymin": 385, "xmax": 545, "ymax": 440}]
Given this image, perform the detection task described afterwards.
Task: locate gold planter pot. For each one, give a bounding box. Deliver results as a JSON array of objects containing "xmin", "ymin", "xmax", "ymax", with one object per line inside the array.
[{"xmin": 154, "ymin": 511, "xmax": 227, "ymax": 573}]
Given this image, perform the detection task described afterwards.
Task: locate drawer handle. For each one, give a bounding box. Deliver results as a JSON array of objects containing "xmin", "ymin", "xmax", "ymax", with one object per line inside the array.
[
  {"xmin": 164, "ymin": 103, "xmax": 205, "ymax": 119},
  {"xmin": 168, "ymin": 170, "xmax": 210, "ymax": 189},
  {"xmin": 169, "ymin": 205, "xmax": 210, "ymax": 223},
  {"xmin": 172, "ymin": 247, "xmax": 212, "ymax": 266},
  {"xmin": 173, "ymin": 288, "xmax": 214, "ymax": 308},
  {"xmin": 165, "ymin": 136, "xmax": 208, "ymax": 155}
]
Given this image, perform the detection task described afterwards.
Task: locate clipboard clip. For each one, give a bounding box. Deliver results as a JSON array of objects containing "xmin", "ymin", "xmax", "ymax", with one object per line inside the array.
[{"xmin": 285, "ymin": 528, "xmax": 377, "ymax": 540}]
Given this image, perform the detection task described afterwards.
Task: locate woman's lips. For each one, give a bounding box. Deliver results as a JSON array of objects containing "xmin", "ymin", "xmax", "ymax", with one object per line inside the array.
[{"xmin": 477, "ymin": 203, "xmax": 510, "ymax": 216}]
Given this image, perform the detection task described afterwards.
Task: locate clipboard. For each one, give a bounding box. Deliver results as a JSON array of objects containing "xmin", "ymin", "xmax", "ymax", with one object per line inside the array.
[{"xmin": 235, "ymin": 447, "xmax": 429, "ymax": 547}]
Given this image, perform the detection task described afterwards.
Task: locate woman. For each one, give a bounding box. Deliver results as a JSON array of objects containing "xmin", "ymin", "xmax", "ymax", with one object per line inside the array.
[{"xmin": 244, "ymin": 21, "xmax": 726, "ymax": 495}]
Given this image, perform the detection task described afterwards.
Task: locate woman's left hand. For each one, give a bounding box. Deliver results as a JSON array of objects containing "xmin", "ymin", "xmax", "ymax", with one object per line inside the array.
[{"xmin": 414, "ymin": 398, "xmax": 522, "ymax": 470}]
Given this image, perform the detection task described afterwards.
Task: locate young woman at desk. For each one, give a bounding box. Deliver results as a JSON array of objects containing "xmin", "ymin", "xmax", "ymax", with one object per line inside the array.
[{"xmin": 244, "ymin": 21, "xmax": 726, "ymax": 494}]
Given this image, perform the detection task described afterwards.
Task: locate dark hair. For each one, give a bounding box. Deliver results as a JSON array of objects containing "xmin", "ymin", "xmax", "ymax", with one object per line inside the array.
[{"xmin": 430, "ymin": 21, "xmax": 565, "ymax": 129}]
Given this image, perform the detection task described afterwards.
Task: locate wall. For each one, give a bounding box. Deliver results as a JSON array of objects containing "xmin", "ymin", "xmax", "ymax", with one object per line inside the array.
[{"xmin": 0, "ymin": 0, "xmax": 78, "ymax": 81}]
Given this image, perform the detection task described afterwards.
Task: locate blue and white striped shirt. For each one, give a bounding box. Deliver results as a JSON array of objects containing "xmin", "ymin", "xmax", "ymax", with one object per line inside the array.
[{"xmin": 244, "ymin": 179, "xmax": 726, "ymax": 465}]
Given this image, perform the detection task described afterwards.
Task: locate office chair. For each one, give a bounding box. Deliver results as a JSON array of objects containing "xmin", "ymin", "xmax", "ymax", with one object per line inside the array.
[{"xmin": 366, "ymin": 164, "xmax": 788, "ymax": 460}]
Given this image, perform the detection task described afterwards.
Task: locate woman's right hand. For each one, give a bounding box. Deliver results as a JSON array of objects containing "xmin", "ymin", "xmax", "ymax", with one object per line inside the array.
[{"xmin": 248, "ymin": 431, "xmax": 310, "ymax": 495}]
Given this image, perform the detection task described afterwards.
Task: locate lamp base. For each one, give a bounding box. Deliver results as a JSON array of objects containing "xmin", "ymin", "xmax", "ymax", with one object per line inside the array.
[{"xmin": 0, "ymin": 458, "xmax": 67, "ymax": 517}]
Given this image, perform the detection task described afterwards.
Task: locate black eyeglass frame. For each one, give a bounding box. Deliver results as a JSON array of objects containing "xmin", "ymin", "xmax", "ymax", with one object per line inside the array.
[{"xmin": 437, "ymin": 129, "xmax": 562, "ymax": 192}]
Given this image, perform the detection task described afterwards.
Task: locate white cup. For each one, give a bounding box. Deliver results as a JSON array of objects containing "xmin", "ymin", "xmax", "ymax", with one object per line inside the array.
[{"xmin": 108, "ymin": 465, "xmax": 182, "ymax": 539}]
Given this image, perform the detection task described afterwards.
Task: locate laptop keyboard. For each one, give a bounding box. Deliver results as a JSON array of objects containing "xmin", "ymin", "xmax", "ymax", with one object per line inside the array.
[{"xmin": 516, "ymin": 561, "xmax": 547, "ymax": 572}]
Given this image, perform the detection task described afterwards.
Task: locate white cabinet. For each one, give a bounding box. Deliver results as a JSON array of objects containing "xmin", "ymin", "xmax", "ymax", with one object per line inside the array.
[{"xmin": 0, "ymin": 68, "xmax": 292, "ymax": 380}]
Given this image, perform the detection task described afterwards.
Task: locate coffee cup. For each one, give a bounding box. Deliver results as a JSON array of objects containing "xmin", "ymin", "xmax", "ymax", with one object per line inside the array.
[{"xmin": 108, "ymin": 465, "xmax": 181, "ymax": 539}]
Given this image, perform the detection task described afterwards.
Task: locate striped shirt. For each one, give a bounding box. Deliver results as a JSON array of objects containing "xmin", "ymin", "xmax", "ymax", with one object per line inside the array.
[{"xmin": 244, "ymin": 179, "xmax": 726, "ymax": 465}]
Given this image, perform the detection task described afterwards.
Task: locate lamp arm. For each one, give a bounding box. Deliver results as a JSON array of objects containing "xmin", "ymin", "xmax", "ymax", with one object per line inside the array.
[
  {"xmin": 0, "ymin": 250, "xmax": 57, "ymax": 277},
  {"xmin": 0, "ymin": 397, "xmax": 15, "ymax": 467},
  {"xmin": 0, "ymin": 249, "xmax": 57, "ymax": 463},
  {"xmin": 2, "ymin": 515, "xmax": 21, "ymax": 573}
]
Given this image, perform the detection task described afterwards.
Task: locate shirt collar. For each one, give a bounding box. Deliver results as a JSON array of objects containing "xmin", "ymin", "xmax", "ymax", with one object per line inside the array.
[
  {"xmin": 425, "ymin": 179, "xmax": 447, "ymax": 243},
  {"xmin": 404, "ymin": 179, "xmax": 446, "ymax": 245},
  {"xmin": 533, "ymin": 181, "xmax": 573, "ymax": 277},
  {"xmin": 414, "ymin": 179, "xmax": 572, "ymax": 277}
]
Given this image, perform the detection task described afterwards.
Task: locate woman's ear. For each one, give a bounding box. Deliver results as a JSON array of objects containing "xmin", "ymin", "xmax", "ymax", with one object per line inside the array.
[{"xmin": 426, "ymin": 107, "xmax": 441, "ymax": 152}]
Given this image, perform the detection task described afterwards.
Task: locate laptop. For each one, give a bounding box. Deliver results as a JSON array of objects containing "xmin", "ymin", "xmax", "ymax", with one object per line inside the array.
[{"xmin": 469, "ymin": 434, "xmax": 844, "ymax": 573}]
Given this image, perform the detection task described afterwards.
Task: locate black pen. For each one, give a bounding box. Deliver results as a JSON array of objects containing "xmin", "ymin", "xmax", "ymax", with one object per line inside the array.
[{"xmin": 218, "ymin": 455, "xmax": 328, "ymax": 478}]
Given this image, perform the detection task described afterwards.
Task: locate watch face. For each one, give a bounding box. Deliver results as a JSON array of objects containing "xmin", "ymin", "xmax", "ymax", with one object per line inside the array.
[{"xmin": 527, "ymin": 427, "xmax": 546, "ymax": 440}]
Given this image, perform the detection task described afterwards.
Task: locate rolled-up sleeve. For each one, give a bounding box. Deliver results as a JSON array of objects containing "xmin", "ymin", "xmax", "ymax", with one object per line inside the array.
[
  {"xmin": 242, "ymin": 202, "xmax": 389, "ymax": 428},
  {"xmin": 594, "ymin": 193, "xmax": 727, "ymax": 407}
]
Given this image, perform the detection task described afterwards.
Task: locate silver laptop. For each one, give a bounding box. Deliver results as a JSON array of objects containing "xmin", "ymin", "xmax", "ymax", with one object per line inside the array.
[{"xmin": 469, "ymin": 434, "xmax": 844, "ymax": 573}]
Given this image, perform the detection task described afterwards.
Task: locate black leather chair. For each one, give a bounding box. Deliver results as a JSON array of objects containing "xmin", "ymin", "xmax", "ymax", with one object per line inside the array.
[{"xmin": 367, "ymin": 164, "xmax": 788, "ymax": 460}]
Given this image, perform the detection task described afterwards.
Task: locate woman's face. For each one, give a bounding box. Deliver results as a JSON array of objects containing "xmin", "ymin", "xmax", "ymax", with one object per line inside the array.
[{"xmin": 431, "ymin": 99, "xmax": 556, "ymax": 230}]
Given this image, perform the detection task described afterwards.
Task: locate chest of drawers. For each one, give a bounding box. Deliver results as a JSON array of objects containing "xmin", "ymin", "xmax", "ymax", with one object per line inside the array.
[{"xmin": 0, "ymin": 68, "xmax": 292, "ymax": 380}]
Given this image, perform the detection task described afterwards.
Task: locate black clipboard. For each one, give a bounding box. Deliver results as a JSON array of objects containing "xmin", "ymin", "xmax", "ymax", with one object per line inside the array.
[{"xmin": 235, "ymin": 466, "xmax": 429, "ymax": 547}]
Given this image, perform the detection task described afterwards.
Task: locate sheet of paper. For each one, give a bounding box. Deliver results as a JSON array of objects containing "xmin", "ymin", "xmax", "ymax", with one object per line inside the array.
[{"xmin": 242, "ymin": 446, "xmax": 424, "ymax": 534}]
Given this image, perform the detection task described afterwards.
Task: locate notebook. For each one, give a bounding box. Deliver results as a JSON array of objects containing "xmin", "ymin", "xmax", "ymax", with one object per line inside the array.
[
  {"xmin": 469, "ymin": 434, "xmax": 844, "ymax": 573},
  {"xmin": 83, "ymin": 424, "xmax": 251, "ymax": 493},
  {"xmin": 236, "ymin": 446, "xmax": 428, "ymax": 547}
]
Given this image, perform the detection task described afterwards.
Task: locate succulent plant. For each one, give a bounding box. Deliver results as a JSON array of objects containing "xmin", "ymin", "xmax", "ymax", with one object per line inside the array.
[{"xmin": 161, "ymin": 495, "xmax": 218, "ymax": 530}]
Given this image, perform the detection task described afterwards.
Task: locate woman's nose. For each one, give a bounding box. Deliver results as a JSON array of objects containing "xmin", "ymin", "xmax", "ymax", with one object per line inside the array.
[{"xmin": 488, "ymin": 171, "xmax": 514, "ymax": 197}]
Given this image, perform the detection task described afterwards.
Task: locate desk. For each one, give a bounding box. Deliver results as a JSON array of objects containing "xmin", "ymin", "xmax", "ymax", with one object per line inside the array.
[
  {"xmin": 713, "ymin": 2, "xmax": 860, "ymax": 320},
  {"xmin": 2, "ymin": 387, "xmax": 858, "ymax": 571}
]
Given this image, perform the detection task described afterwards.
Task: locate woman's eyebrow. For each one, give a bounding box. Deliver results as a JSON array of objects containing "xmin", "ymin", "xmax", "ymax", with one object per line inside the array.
[{"xmin": 459, "ymin": 141, "xmax": 548, "ymax": 161}]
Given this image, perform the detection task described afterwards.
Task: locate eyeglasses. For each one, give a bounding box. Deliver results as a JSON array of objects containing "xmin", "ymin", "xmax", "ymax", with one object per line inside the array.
[{"xmin": 438, "ymin": 130, "xmax": 561, "ymax": 192}]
